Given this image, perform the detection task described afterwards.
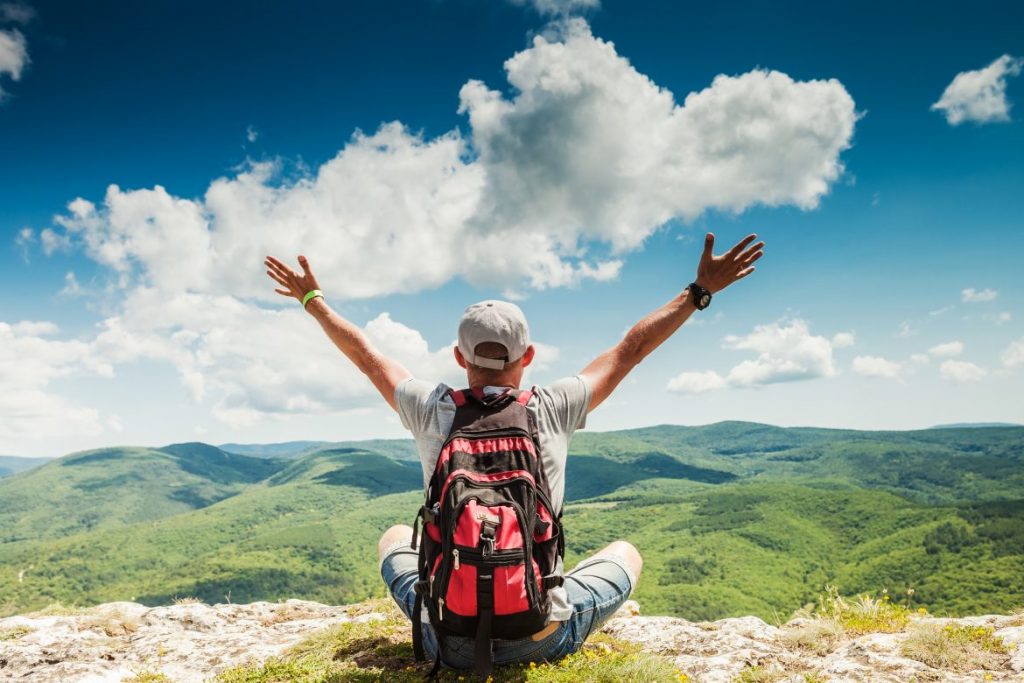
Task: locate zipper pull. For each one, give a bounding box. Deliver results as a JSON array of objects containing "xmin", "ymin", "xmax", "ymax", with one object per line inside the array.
[
  {"xmin": 429, "ymin": 574, "xmax": 435, "ymax": 597},
  {"xmin": 453, "ymin": 548, "xmax": 460, "ymax": 570},
  {"xmin": 438, "ymin": 598, "xmax": 445, "ymax": 621}
]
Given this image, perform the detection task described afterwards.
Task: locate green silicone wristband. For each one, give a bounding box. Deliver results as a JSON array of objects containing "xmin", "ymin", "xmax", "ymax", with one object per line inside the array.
[{"xmin": 302, "ymin": 289, "xmax": 323, "ymax": 307}]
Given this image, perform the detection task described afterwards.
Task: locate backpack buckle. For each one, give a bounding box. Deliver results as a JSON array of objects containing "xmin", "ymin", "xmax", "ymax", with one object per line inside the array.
[{"xmin": 480, "ymin": 519, "xmax": 498, "ymax": 559}]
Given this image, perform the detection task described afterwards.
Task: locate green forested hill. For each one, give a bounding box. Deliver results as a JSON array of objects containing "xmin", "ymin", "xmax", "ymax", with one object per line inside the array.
[
  {"xmin": 0, "ymin": 443, "xmax": 283, "ymax": 544},
  {"xmin": 1, "ymin": 423, "xmax": 1021, "ymax": 620},
  {"xmin": 0, "ymin": 455, "xmax": 51, "ymax": 478}
]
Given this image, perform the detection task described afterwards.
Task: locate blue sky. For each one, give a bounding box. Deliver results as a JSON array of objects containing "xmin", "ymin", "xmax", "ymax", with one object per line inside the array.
[{"xmin": 2, "ymin": 0, "xmax": 1022, "ymax": 457}]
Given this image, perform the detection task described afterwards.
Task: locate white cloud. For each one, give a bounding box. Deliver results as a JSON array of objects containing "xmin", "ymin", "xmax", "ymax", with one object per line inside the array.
[
  {"xmin": 928, "ymin": 340, "xmax": 964, "ymax": 357},
  {"xmin": 0, "ymin": 321, "xmax": 111, "ymax": 443},
  {"xmin": 1003, "ymin": 338, "xmax": 1024, "ymax": 368},
  {"xmin": 910, "ymin": 353, "xmax": 930, "ymax": 365},
  {"xmin": 932, "ymin": 55, "xmax": 1023, "ymax": 125},
  {"xmin": 49, "ymin": 20, "xmax": 855, "ymax": 301},
  {"xmin": 33, "ymin": 21, "xmax": 856, "ymax": 428},
  {"xmin": 668, "ymin": 319, "xmax": 840, "ymax": 394},
  {"xmin": 984, "ymin": 311, "xmax": 1012, "ymax": 325},
  {"xmin": 831, "ymin": 331, "xmax": 855, "ymax": 348},
  {"xmin": 39, "ymin": 227, "xmax": 71, "ymax": 254},
  {"xmin": 961, "ymin": 287, "xmax": 998, "ymax": 303},
  {"xmin": 58, "ymin": 271, "xmax": 83, "ymax": 297},
  {"xmin": 508, "ymin": 0, "xmax": 599, "ymax": 16},
  {"xmin": 666, "ymin": 370, "xmax": 726, "ymax": 394},
  {"xmin": 851, "ymin": 355, "xmax": 903, "ymax": 379},
  {"xmin": 940, "ymin": 360, "xmax": 987, "ymax": 383},
  {"xmin": 0, "ymin": 27, "xmax": 27, "ymax": 97},
  {"xmin": 0, "ymin": 2, "xmax": 35, "ymax": 24},
  {"xmin": 722, "ymin": 319, "xmax": 837, "ymax": 387}
]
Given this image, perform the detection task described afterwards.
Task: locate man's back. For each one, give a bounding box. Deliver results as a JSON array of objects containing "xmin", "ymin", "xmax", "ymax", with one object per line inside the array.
[{"xmin": 394, "ymin": 375, "xmax": 591, "ymax": 514}]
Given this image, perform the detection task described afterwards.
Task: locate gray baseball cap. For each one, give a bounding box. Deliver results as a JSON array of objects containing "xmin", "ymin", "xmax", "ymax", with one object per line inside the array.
[{"xmin": 457, "ymin": 300, "xmax": 530, "ymax": 370}]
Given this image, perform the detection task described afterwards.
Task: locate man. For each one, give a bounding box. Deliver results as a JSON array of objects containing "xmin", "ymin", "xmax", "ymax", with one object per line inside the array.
[{"xmin": 263, "ymin": 231, "xmax": 763, "ymax": 669}]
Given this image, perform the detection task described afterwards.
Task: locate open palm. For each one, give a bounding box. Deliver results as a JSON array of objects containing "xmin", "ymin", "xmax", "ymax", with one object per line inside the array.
[
  {"xmin": 695, "ymin": 232, "xmax": 764, "ymax": 294},
  {"xmin": 264, "ymin": 254, "xmax": 321, "ymax": 305}
]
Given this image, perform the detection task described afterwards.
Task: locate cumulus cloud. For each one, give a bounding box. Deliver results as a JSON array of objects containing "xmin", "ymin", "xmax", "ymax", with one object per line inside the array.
[
  {"xmin": 84, "ymin": 292, "xmax": 493, "ymax": 428},
  {"xmin": 0, "ymin": 27, "xmax": 27, "ymax": 97},
  {"xmin": 1003, "ymin": 338, "xmax": 1024, "ymax": 368},
  {"xmin": 939, "ymin": 359, "xmax": 987, "ymax": 383},
  {"xmin": 851, "ymin": 355, "xmax": 903, "ymax": 379},
  {"xmin": 669, "ymin": 319, "xmax": 839, "ymax": 394},
  {"xmin": 35, "ymin": 20, "xmax": 856, "ymax": 426},
  {"xmin": 831, "ymin": 331, "xmax": 855, "ymax": 348},
  {"xmin": 723, "ymin": 319, "xmax": 837, "ymax": 386},
  {"xmin": 50, "ymin": 20, "xmax": 856, "ymax": 301},
  {"xmin": 961, "ymin": 287, "xmax": 998, "ymax": 303},
  {"xmin": 0, "ymin": 321, "xmax": 111, "ymax": 443},
  {"xmin": 666, "ymin": 370, "xmax": 727, "ymax": 394},
  {"xmin": 928, "ymin": 340, "xmax": 964, "ymax": 357},
  {"xmin": 932, "ymin": 55, "xmax": 1023, "ymax": 125}
]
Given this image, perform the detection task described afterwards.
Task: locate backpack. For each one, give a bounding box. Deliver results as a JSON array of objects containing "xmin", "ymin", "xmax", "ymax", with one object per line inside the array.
[{"xmin": 409, "ymin": 386, "xmax": 565, "ymax": 679}]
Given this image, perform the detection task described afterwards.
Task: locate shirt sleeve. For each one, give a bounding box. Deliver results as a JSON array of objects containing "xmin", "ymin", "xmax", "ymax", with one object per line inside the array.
[
  {"xmin": 535, "ymin": 374, "xmax": 591, "ymax": 434},
  {"xmin": 395, "ymin": 377, "xmax": 441, "ymax": 434}
]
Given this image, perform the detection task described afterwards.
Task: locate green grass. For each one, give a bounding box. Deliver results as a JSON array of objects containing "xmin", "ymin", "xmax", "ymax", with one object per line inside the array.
[
  {"xmin": 810, "ymin": 585, "xmax": 910, "ymax": 635},
  {"xmin": 900, "ymin": 622, "xmax": 1011, "ymax": 672},
  {"xmin": 0, "ymin": 625, "xmax": 33, "ymax": 640},
  {"xmin": 214, "ymin": 600, "xmax": 681, "ymax": 683}
]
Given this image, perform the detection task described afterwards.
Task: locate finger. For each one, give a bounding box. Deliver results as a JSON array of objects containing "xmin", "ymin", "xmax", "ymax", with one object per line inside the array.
[
  {"xmin": 265, "ymin": 256, "xmax": 295, "ymax": 278},
  {"xmin": 265, "ymin": 260, "xmax": 295, "ymax": 282},
  {"xmin": 264, "ymin": 262, "xmax": 287, "ymax": 281},
  {"xmin": 267, "ymin": 269, "xmax": 290, "ymax": 287},
  {"xmin": 727, "ymin": 233, "xmax": 758, "ymax": 258},
  {"xmin": 738, "ymin": 241, "xmax": 765, "ymax": 261},
  {"xmin": 740, "ymin": 250, "xmax": 764, "ymax": 267},
  {"xmin": 297, "ymin": 254, "xmax": 313, "ymax": 277},
  {"xmin": 701, "ymin": 232, "xmax": 715, "ymax": 261},
  {"xmin": 736, "ymin": 266, "xmax": 756, "ymax": 279},
  {"xmin": 274, "ymin": 288, "xmax": 292, "ymax": 296}
]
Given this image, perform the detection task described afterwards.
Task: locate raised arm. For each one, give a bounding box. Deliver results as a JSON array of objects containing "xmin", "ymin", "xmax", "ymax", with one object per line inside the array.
[
  {"xmin": 264, "ymin": 254, "xmax": 412, "ymax": 411},
  {"xmin": 580, "ymin": 232, "xmax": 764, "ymax": 412}
]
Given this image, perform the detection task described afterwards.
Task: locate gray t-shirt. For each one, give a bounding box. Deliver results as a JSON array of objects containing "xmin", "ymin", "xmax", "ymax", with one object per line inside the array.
[{"xmin": 394, "ymin": 374, "xmax": 591, "ymax": 623}]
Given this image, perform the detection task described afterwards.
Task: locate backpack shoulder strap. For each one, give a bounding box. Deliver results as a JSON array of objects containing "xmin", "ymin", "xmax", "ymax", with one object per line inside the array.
[{"xmin": 514, "ymin": 388, "xmax": 533, "ymax": 405}]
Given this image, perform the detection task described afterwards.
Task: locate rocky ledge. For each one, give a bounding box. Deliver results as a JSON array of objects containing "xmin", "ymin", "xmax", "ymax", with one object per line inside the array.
[{"xmin": 1, "ymin": 599, "xmax": 1022, "ymax": 682}]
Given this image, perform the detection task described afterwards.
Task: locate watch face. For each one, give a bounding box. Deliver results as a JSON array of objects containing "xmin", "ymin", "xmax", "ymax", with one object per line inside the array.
[{"xmin": 700, "ymin": 294, "xmax": 711, "ymax": 308}]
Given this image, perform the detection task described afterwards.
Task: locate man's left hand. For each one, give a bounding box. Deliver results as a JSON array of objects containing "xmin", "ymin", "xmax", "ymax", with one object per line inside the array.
[{"xmin": 694, "ymin": 232, "xmax": 764, "ymax": 294}]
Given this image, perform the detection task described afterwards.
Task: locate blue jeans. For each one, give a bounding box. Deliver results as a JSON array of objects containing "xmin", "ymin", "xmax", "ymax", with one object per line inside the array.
[{"xmin": 380, "ymin": 541, "xmax": 636, "ymax": 669}]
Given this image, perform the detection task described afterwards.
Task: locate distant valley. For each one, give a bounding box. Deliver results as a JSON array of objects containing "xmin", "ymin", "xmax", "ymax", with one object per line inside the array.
[{"xmin": 1, "ymin": 421, "xmax": 1021, "ymax": 622}]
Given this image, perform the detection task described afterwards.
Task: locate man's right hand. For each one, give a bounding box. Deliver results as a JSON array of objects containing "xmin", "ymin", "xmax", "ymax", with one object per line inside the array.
[{"xmin": 265, "ymin": 254, "xmax": 322, "ymax": 308}]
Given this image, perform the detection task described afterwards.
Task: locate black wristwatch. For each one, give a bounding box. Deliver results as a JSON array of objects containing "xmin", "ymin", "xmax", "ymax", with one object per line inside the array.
[{"xmin": 688, "ymin": 282, "xmax": 712, "ymax": 310}]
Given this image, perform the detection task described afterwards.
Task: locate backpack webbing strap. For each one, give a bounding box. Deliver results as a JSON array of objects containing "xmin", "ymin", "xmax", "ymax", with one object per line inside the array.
[
  {"xmin": 411, "ymin": 591, "xmax": 425, "ymax": 661},
  {"xmin": 474, "ymin": 570, "xmax": 495, "ymax": 679}
]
